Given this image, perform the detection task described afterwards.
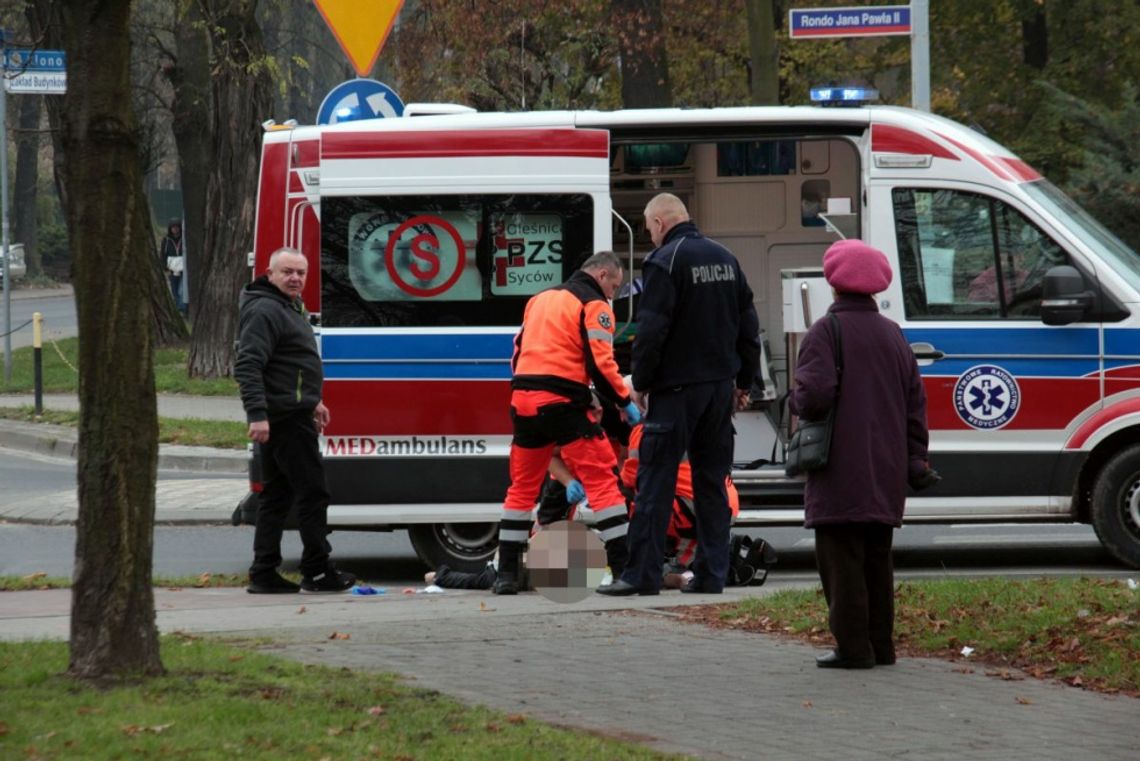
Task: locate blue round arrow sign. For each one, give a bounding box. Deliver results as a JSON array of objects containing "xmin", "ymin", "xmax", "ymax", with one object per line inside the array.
[{"xmin": 317, "ymin": 78, "xmax": 405, "ymax": 125}]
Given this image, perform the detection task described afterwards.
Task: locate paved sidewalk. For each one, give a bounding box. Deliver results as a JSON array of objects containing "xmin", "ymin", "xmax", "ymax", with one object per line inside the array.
[
  {"xmin": 0, "ymin": 392, "xmax": 246, "ymax": 421},
  {"xmin": 1, "ymin": 585, "xmax": 1136, "ymax": 760},
  {"xmin": 0, "ymin": 396, "xmax": 248, "ymax": 525},
  {"xmin": 7, "ymin": 285, "xmax": 73, "ymax": 301}
]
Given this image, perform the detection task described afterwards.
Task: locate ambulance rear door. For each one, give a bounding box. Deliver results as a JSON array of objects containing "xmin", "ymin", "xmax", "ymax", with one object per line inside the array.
[{"xmin": 314, "ymin": 118, "xmax": 612, "ymax": 568}]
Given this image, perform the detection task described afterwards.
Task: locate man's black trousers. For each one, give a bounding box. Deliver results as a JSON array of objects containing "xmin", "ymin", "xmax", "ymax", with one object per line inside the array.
[
  {"xmin": 250, "ymin": 410, "xmax": 332, "ymax": 579},
  {"xmin": 622, "ymin": 379, "xmax": 735, "ymax": 592}
]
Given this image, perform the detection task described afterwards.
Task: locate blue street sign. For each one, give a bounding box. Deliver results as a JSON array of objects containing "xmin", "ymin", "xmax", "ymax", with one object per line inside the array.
[
  {"xmin": 3, "ymin": 48, "xmax": 66, "ymax": 72},
  {"xmin": 317, "ymin": 78, "xmax": 405, "ymax": 125},
  {"xmin": 789, "ymin": 5, "xmax": 911, "ymax": 39},
  {"xmin": 3, "ymin": 48, "xmax": 66, "ymax": 94}
]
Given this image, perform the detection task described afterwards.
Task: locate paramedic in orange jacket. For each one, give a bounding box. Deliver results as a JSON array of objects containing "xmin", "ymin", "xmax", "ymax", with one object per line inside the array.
[
  {"xmin": 494, "ymin": 251, "xmax": 641, "ymax": 595},
  {"xmin": 621, "ymin": 423, "xmax": 739, "ymax": 570}
]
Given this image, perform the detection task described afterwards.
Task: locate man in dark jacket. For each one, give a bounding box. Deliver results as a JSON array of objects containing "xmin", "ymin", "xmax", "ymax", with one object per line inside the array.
[
  {"xmin": 599, "ymin": 193, "xmax": 761, "ymax": 596},
  {"xmin": 789, "ymin": 239, "xmax": 936, "ymax": 669},
  {"xmin": 235, "ymin": 247, "xmax": 355, "ymax": 595}
]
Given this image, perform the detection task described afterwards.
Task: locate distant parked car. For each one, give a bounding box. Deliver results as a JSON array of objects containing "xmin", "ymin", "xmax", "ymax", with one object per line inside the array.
[{"xmin": 0, "ymin": 243, "xmax": 26, "ymax": 282}]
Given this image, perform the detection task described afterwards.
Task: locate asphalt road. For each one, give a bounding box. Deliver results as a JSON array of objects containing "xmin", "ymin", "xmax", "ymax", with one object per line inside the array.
[
  {"xmin": 0, "ymin": 446, "xmax": 1134, "ymax": 584},
  {"xmin": 3, "ymin": 290, "xmax": 77, "ymax": 350}
]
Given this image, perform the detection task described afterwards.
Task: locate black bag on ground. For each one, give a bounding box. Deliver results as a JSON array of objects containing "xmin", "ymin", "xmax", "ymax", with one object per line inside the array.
[
  {"xmin": 785, "ymin": 313, "xmax": 843, "ymax": 477},
  {"xmin": 727, "ymin": 534, "xmax": 779, "ymax": 587}
]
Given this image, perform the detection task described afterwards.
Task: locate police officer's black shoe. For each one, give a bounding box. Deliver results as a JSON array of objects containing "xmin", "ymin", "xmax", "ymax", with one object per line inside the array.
[
  {"xmin": 596, "ymin": 579, "xmax": 658, "ymax": 596},
  {"xmin": 680, "ymin": 578, "xmax": 723, "ymax": 594},
  {"xmin": 492, "ymin": 574, "xmax": 518, "ymax": 595}
]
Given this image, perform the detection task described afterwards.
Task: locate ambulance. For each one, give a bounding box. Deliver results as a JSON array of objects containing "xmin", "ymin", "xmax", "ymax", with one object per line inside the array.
[{"xmin": 241, "ymin": 98, "xmax": 1140, "ymax": 571}]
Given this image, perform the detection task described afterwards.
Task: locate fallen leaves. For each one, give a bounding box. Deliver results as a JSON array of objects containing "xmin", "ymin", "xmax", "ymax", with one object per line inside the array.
[
  {"xmin": 121, "ymin": 723, "xmax": 174, "ymax": 736},
  {"xmin": 801, "ymin": 699, "xmax": 814, "ymax": 709},
  {"xmin": 1015, "ymin": 696, "xmax": 1034, "ymax": 705},
  {"xmin": 328, "ymin": 631, "xmax": 351, "ymax": 640},
  {"xmin": 297, "ymin": 606, "xmax": 307, "ymax": 615}
]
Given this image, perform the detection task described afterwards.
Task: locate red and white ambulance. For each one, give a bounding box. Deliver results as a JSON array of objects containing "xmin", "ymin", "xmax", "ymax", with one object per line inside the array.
[{"xmin": 243, "ymin": 102, "xmax": 1140, "ymax": 571}]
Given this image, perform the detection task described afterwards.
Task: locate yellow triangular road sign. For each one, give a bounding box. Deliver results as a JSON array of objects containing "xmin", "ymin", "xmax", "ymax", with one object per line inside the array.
[{"xmin": 313, "ymin": 0, "xmax": 405, "ymax": 77}]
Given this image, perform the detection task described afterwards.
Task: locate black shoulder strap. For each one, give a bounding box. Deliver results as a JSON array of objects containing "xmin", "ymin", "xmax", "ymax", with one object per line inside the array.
[{"xmin": 829, "ymin": 312, "xmax": 843, "ymax": 400}]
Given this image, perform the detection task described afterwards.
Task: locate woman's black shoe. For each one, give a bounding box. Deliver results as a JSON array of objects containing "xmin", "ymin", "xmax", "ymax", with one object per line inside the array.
[{"xmin": 816, "ymin": 650, "xmax": 875, "ymax": 669}]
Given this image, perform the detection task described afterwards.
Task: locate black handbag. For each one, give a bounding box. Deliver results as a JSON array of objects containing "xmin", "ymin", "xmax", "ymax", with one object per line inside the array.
[{"xmin": 785, "ymin": 313, "xmax": 842, "ymax": 477}]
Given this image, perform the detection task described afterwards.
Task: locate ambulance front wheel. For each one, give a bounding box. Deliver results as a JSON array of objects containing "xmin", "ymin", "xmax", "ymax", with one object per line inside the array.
[
  {"xmin": 1090, "ymin": 445, "xmax": 1140, "ymax": 570},
  {"xmin": 408, "ymin": 522, "xmax": 499, "ymax": 574}
]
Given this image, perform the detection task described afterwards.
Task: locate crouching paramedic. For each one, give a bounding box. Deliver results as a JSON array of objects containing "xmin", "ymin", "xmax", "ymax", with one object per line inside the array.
[
  {"xmin": 620, "ymin": 421, "xmax": 740, "ymax": 573},
  {"xmin": 494, "ymin": 251, "xmax": 642, "ymax": 595}
]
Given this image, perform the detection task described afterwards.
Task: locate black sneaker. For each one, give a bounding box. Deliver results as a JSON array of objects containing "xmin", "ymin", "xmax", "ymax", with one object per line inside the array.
[
  {"xmin": 247, "ymin": 572, "xmax": 301, "ymax": 595},
  {"xmin": 491, "ymin": 575, "xmax": 518, "ymax": 595},
  {"xmin": 300, "ymin": 569, "xmax": 356, "ymax": 594}
]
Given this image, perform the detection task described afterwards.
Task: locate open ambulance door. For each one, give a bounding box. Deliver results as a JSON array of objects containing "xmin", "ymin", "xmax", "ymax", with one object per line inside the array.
[{"xmin": 314, "ymin": 122, "xmax": 613, "ymax": 572}]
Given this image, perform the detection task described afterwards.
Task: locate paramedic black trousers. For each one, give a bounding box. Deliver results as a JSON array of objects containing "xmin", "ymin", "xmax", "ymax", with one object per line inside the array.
[
  {"xmin": 250, "ymin": 410, "xmax": 333, "ymax": 580},
  {"xmin": 622, "ymin": 380, "xmax": 735, "ymax": 593}
]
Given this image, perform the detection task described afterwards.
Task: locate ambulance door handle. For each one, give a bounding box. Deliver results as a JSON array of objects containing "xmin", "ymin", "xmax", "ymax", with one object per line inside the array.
[{"xmin": 910, "ymin": 342, "xmax": 944, "ymax": 367}]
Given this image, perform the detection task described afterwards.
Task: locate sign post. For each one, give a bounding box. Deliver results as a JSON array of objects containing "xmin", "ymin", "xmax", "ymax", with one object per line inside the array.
[
  {"xmin": 788, "ymin": 3, "xmax": 930, "ymax": 111},
  {"xmin": 0, "ymin": 41, "xmax": 67, "ymax": 380}
]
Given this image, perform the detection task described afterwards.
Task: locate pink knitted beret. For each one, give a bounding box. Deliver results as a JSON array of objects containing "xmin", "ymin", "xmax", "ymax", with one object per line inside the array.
[{"xmin": 822, "ymin": 239, "xmax": 893, "ymax": 295}]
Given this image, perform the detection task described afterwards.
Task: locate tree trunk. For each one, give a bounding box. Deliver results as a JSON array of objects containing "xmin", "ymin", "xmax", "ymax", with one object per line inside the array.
[
  {"xmin": 13, "ymin": 95, "xmax": 41, "ymax": 277},
  {"xmin": 1022, "ymin": 5, "xmax": 1048, "ymax": 70},
  {"xmin": 57, "ymin": 0, "xmax": 163, "ymax": 680},
  {"xmin": 612, "ymin": 0, "xmax": 672, "ymax": 108},
  {"xmin": 187, "ymin": 0, "xmax": 272, "ymax": 378},
  {"xmin": 745, "ymin": 0, "xmax": 779, "ymax": 105},
  {"xmin": 167, "ymin": 0, "xmax": 211, "ymax": 328}
]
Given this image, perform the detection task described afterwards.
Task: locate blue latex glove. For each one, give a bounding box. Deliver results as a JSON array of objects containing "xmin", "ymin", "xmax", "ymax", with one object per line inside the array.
[
  {"xmin": 565, "ymin": 479, "xmax": 586, "ymax": 504},
  {"xmin": 624, "ymin": 401, "xmax": 642, "ymax": 426}
]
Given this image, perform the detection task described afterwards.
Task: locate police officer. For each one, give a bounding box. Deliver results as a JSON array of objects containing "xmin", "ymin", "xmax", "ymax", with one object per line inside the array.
[
  {"xmin": 599, "ymin": 193, "xmax": 760, "ymax": 596},
  {"xmin": 494, "ymin": 251, "xmax": 642, "ymax": 594}
]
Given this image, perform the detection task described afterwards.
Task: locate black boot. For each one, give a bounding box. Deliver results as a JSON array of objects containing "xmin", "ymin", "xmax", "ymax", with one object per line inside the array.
[{"xmin": 492, "ymin": 540, "xmax": 523, "ymax": 595}]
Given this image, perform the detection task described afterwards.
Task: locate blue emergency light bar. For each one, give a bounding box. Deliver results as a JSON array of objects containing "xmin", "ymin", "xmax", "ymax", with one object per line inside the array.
[{"xmin": 810, "ymin": 86, "xmax": 879, "ymax": 105}]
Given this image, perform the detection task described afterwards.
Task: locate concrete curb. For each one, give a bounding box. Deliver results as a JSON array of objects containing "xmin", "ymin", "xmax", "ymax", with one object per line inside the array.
[{"xmin": 0, "ymin": 419, "xmax": 247, "ymax": 474}]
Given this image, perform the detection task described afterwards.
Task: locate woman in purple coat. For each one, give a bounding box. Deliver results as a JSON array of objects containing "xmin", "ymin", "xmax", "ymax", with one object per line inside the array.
[{"xmin": 789, "ymin": 240, "xmax": 937, "ymax": 669}]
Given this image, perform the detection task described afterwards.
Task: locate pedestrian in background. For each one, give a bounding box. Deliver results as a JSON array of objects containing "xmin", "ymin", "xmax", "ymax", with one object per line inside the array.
[
  {"xmin": 789, "ymin": 239, "xmax": 936, "ymax": 669},
  {"xmin": 493, "ymin": 250, "xmax": 641, "ymax": 595},
  {"xmin": 599, "ymin": 193, "xmax": 761, "ymax": 596},
  {"xmin": 235, "ymin": 247, "xmax": 355, "ymax": 595},
  {"xmin": 160, "ymin": 219, "xmax": 186, "ymax": 314}
]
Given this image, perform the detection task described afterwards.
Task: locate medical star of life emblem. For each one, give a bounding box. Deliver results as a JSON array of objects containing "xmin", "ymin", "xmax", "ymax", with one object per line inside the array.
[
  {"xmin": 953, "ymin": 364, "xmax": 1021, "ymax": 430},
  {"xmin": 598, "ymin": 312, "xmax": 612, "ymax": 330}
]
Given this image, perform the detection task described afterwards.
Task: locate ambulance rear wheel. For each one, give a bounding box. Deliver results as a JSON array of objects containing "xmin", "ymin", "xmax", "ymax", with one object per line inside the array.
[
  {"xmin": 408, "ymin": 522, "xmax": 498, "ymax": 574},
  {"xmin": 1090, "ymin": 445, "xmax": 1140, "ymax": 570}
]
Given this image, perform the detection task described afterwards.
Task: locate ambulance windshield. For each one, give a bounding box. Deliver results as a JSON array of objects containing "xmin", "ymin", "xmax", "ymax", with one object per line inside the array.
[{"xmin": 1023, "ymin": 179, "xmax": 1140, "ymax": 280}]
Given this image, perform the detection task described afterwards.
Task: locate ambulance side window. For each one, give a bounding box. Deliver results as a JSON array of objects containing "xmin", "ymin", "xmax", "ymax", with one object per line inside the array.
[
  {"xmin": 893, "ymin": 188, "xmax": 1071, "ymax": 320},
  {"xmin": 319, "ymin": 194, "xmax": 593, "ymax": 328}
]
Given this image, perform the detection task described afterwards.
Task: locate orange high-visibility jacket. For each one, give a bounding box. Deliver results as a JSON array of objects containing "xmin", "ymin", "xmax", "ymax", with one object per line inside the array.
[{"xmin": 511, "ymin": 270, "xmax": 629, "ymax": 408}]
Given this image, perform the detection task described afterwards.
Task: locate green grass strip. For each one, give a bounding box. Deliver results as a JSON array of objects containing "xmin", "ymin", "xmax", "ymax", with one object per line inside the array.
[
  {"xmin": 0, "ymin": 636, "xmax": 679, "ymax": 760},
  {"xmin": 0, "ymin": 338, "xmax": 239, "ymax": 396},
  {"xmin": 715, "ymin": 577, "xmax": 1140, "ymax": 694},
  {"xmin": 0, "ymin": 406, "xmax": 247, "ymax": 449}
]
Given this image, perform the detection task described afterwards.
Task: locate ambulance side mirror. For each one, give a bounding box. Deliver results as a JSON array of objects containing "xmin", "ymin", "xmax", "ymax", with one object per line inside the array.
[{"xmin": 1040, "ymin": 265, "xmax": 1094, "ymax": 326}]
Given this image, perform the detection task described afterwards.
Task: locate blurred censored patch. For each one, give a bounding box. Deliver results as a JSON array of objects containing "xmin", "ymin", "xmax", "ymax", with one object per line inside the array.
[{"xmin": 527, "ymin": 520, "xmax": 608, "ymax": 603}]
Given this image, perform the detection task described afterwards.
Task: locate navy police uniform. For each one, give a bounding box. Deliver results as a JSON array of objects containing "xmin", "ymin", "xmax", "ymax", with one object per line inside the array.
[{"xmin": 622, "ymin": 221, "xmax": 761, "ymax": 593}]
